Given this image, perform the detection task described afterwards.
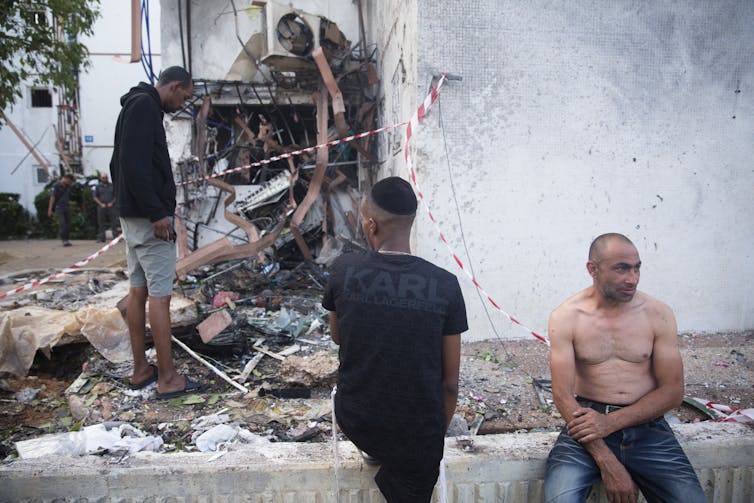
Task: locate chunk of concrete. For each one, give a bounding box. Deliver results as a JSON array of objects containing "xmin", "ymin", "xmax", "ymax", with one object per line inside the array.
[
  {"xmin": 278, "ymin": 351, "xmax": 338, "ymax": 387},
  {"xmin": 196, "ymin": 309, "xmax": 233, "ymax": 343}
]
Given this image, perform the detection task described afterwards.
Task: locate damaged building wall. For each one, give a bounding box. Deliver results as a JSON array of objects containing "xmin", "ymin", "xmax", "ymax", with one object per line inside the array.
[
  {"xmin": 411, "ymin": 1, "xmax": 754, "ymax": 338},
  {"xmin": 159, "ymin": 1, "xmax": 360, "ymax": 81},
  {"xmin": 364, "ymin": 0, "xmax": 418, "ymax": 185},
  {"xmin": 154, "ymin": 1, "xmax": 753, "ymax": 340},
  {"xmin": 157, "ymin": 0, "xmax": 374, "ymax": 268}
]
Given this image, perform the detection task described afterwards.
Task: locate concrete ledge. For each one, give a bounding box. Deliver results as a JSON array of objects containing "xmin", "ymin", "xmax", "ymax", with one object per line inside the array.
[{"xmin": 1, "ymin": 422, "xmax": 752, "ymax": 502}]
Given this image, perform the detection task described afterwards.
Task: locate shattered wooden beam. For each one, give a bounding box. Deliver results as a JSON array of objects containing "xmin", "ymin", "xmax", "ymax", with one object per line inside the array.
[
  {"xmin": 175, "ymin": 237, "xmax": 232, "ymax": 277},
  {"xmin": 207, "ymin": 178, "xmax": 263, "ymax": 244},
  {"xmin": 175, "ymin": 211, "xmax": 190, "ymax": 260},
  {"xmin": 289, "ymin": 88, "xmax": 329, "ymax": 261},
  {"xmin": 208, "ymin": 223, "xmax": 284, "ymax": 263},
  {"xmin": 312, "ymin": 47, "xmax": 348, "ymax": 138},
  {"xmin": 234, "ymin": 113, "xmax": 256, "ymax": 143},
  {"xmin": 0, "ymin": 111, "xmax": 53, "ymax": 174},
  {"xmin": 312, "ymin": 47, "xmax": 373, "ymax": 160}
]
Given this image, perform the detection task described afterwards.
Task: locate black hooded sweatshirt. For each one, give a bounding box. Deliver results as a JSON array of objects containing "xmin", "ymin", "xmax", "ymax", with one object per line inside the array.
[{"xmin": 110, "ymin": 82, "xmax": 176, "ymax": 222}]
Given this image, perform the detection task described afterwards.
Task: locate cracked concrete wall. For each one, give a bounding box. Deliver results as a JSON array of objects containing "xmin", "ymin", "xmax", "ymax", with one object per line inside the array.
[{"xmin": 412, "ymin": 1, "xmax": 754, "ymax": 340}]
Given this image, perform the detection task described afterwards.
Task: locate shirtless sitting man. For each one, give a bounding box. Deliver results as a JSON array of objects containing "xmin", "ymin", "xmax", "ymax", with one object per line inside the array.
[{"xmin": 544, "ymin": 233, "xmax": 706, "ymax": 503}]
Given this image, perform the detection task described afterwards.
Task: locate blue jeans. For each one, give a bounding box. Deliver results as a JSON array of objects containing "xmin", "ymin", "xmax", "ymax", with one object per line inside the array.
[{"xmin": 544, "ymin": 408, "xmax": 706, "ymax": 502}]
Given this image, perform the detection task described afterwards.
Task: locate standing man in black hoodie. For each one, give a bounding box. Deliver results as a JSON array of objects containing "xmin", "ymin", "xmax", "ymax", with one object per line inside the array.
[{"xmin": 110, "ymin": 67, "xmax": 200, "ymax": 399}]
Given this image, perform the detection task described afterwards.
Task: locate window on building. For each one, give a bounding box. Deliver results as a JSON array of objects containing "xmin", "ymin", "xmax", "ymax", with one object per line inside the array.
[
  {"xmin": 35, "ymin": 166, "xmax": 50, "ymax": 185},
  {"xmin": 30, "ymin": 88, "xmax": 53, "ymax": 108},
  {"xmin": 22, "ymin": 9, "xmax": 48, "ymax": 26}
]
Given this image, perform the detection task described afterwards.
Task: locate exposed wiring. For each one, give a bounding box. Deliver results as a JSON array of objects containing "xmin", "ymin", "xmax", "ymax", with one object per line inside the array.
[
  {"xmin": 177, "ymin": 0, "xmax": 187, "ymax": 70},
  {"xmin": 139, "ymin": 0, "xmax": 156, "ymax": 83}
]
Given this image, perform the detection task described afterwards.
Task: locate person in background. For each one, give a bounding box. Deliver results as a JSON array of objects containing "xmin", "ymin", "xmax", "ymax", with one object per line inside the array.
[
  {"xmin": 93, "ymin": 173, "xmax": 118, "ymax": 242},
  {"xmin": 47, "ymin": 173, "xmax": 74, "ymax": 247}
]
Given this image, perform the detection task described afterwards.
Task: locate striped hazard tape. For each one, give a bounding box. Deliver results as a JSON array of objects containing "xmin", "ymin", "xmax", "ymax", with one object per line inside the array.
[
  {"xmin": 178, "ymin": 121, "xmax": 409, "ymax": 187},
  {"xmin": 0, "ymin": 235, "xmax": 124, "ymax": 301},
  {"xmin": 2, "ymin": 76, "xmax": 547, "ymax": 347},
  {"xmin": 403, "ymin": 74, "xmax": 550, "ymax": 345}
]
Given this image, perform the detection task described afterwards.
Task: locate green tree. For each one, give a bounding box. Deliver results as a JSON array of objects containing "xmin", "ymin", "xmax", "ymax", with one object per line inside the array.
[{"xmin": 0, "ymin": 0, "xmax": 100, "ymax": 123}]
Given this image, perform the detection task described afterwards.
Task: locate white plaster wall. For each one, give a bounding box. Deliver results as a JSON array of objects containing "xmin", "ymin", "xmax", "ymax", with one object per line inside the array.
[
  {"xmin": 0, "ymin": 89, "xmax": 59, "ymax": 215},
  {"xmin": 79, "ymin": 0, "xmax": 162, "ymax": 176},
  {"xmin": 411, "ymin": 1, "xmax": 754, "ymax": 339}
]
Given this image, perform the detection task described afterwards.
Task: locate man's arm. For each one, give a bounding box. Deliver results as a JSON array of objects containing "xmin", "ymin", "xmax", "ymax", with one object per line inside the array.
[
  {"xmin": 47, "ymin": 191, "xmax": 56, "ymax": 217},
  {"xmin": 118, "ymin": 97, "xmax": 166, "ymax": 221},
  {"xmin": 549, "ymin": 309, "xmax": 637, "ymax": 503},
  {"xmin": 441, "ymin": 334, "xmax": 461, "ymax": 429},
  {"xmin": 93, "ymin": 187, "xmax": 104, "ymax": 207},
  {"xmin": 328, "ymin": 311, "xmax": 340, "ymax": 344}
]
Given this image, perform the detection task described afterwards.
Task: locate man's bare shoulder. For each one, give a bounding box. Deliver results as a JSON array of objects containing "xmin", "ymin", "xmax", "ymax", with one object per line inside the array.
[
  {"xmin": 633, "ymin": 291, "xmax": 677, "ymax": 335},
  {"xmin": 633, "ymin": 291, "xmax": 674, "ymax": 316},
  {"xmin": 551, "ymin": 287, "xmax": 594, "ymax": 318}
]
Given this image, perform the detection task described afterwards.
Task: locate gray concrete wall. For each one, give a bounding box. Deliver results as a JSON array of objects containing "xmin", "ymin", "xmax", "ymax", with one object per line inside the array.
[
  {"xmin": 410, "ymin": 1, "xmax": 754, "ymax": 340},
  {"xmin": 1, "ymin": 422, "xmax": 752, "ymax": 502}
]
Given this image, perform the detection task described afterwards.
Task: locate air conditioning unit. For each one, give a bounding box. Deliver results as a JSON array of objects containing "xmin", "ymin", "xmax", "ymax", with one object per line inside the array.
[{"xmin": 261, "ymin": 2, "xmax": 320, "ymax": 71}]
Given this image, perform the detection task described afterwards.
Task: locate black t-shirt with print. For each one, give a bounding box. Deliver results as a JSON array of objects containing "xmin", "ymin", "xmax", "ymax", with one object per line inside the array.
[
  {"xmin": 322, "ymin": 251, "xmax": 467, "ymax": 467},
  {"xmin": 52, "ymin": 182, "xmax": 71, "ymax": 211}
]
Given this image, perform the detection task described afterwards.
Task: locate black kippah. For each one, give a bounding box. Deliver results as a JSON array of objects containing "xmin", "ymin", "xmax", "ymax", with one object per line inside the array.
[{"xmin": 371, "ymin": 176, "xmax": 418, "ymax": 215}]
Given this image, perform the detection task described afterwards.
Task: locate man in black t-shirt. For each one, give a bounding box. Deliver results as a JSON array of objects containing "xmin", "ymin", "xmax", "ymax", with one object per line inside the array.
[
  {"xmin": 47, "ymin": 173, "xmax": 74, "ymax": 246},
  {"xmin": 323, "ymin": 177, "xmax": 468, "ymax": 502}
]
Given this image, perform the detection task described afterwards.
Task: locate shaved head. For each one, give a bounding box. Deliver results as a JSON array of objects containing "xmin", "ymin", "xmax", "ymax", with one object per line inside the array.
[
  {"xmin": 588, "ymin": 233, "xmax": 635, "ymax": 262},
  {"xmin": 360, "ymin": 177, "xmax": 417, "ymax": 251},
  {"xmin": 362, "ymin": 192, "xmax": 415, "ymax": 230}
]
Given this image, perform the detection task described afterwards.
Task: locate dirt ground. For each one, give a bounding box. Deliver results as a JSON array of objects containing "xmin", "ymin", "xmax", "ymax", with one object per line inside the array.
[
  {"xmin": 0, "ymin": 238, "xmax": 127, "ymax": 283},
  {"xmin": 0, "ymin": 330, "xmax": 751, "ymax": 458},
  {"xmin": 0, "ymin": 240, "xmax": 752, "ymax": 458}
]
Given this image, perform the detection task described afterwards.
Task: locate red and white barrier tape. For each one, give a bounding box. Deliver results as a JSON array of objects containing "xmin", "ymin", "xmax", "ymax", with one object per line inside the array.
[
  {"xmin": 705, "ymin": 401, "xmax": 754, "ymax": 423},
  {"xmin": 403, "ymin": 74, "xmax": 550, "ymax": 345},
  {"xmin": 0, "ymin": 235, "xmax": 124, "ymax": 301},
  {"xmin": 178, "ymin": 121, "xmax": 409, "ymax": 187},
  {"xmin": 1, "ymin": 77, "xmax": 546, "ymax": 346}
]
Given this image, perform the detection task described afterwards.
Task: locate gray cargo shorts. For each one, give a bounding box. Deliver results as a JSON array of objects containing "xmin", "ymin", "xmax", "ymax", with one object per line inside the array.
[{"xmin": 120, "ymin": 217, "xmax": 176, "ymax": 297}]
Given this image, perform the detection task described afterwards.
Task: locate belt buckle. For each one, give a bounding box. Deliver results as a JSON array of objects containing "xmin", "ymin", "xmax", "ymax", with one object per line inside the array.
[{"xmin": 604, "ymin": 404, "xmax": 623, "ymax": 414}]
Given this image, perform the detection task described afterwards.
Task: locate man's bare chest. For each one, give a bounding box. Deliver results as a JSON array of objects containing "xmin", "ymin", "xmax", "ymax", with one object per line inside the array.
[{"xmin": 573, "ymin": 315, "xmax": 654, "ymax": 365}]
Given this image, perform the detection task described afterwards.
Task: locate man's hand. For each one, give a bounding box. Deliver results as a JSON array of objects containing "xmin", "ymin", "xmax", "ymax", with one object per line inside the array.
[
  {"xmin": 47, "ymin": 209, "xmax": 53, "ymax": 218},
  {"xmin": 599, "ymin": 457, "xmax": 638, "ymax": 503},
  {"xmin": 567, "ymin": 408, "xmax": 615, "ymax": 443},
  {"xmin": 152, "ymin": 217, "xmax": 173, "ymax": 241}
]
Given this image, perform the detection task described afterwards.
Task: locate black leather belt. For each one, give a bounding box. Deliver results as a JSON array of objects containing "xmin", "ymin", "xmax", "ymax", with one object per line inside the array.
[{"xmin": 576, "ymin": 396, "xmax": 629, "ymax": 414}]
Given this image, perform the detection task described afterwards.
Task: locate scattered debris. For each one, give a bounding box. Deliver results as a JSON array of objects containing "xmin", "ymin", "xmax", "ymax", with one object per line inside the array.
[
  {"xmin": 14, "ymin": 423, "xmax": 163, "ymax": 459},
  {"xmin": 278, "ymin": 351, "xmax": 338, "ymax": 387},
  {"xmin": 197, "ymin": 309, "xmax": 233, "ymax": 343}
]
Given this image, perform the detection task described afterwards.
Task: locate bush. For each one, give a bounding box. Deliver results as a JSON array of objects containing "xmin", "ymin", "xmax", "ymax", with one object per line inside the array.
[
  {"xmin": 33, "ymin": 178, "xmax": 99, "ymax": 239},
  {"xmin": 0, "ymin": 193, "xmax": 32, "ymax": 239}
]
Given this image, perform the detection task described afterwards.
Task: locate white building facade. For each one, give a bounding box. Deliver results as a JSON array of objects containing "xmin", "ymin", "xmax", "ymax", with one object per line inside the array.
[
  {"xmin": 155, "ymin": 0, "xmax": 753, "ymax": 340},
  {"xmin": 0, "ymin": 1, "xmax": 161, "ymax": 216}
]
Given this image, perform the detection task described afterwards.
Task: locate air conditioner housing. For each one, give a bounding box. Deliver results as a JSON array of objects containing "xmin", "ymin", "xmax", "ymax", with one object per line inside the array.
[{"xmin": 261, "ymin": 2, "xmax": 320, "ymax": 71}]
